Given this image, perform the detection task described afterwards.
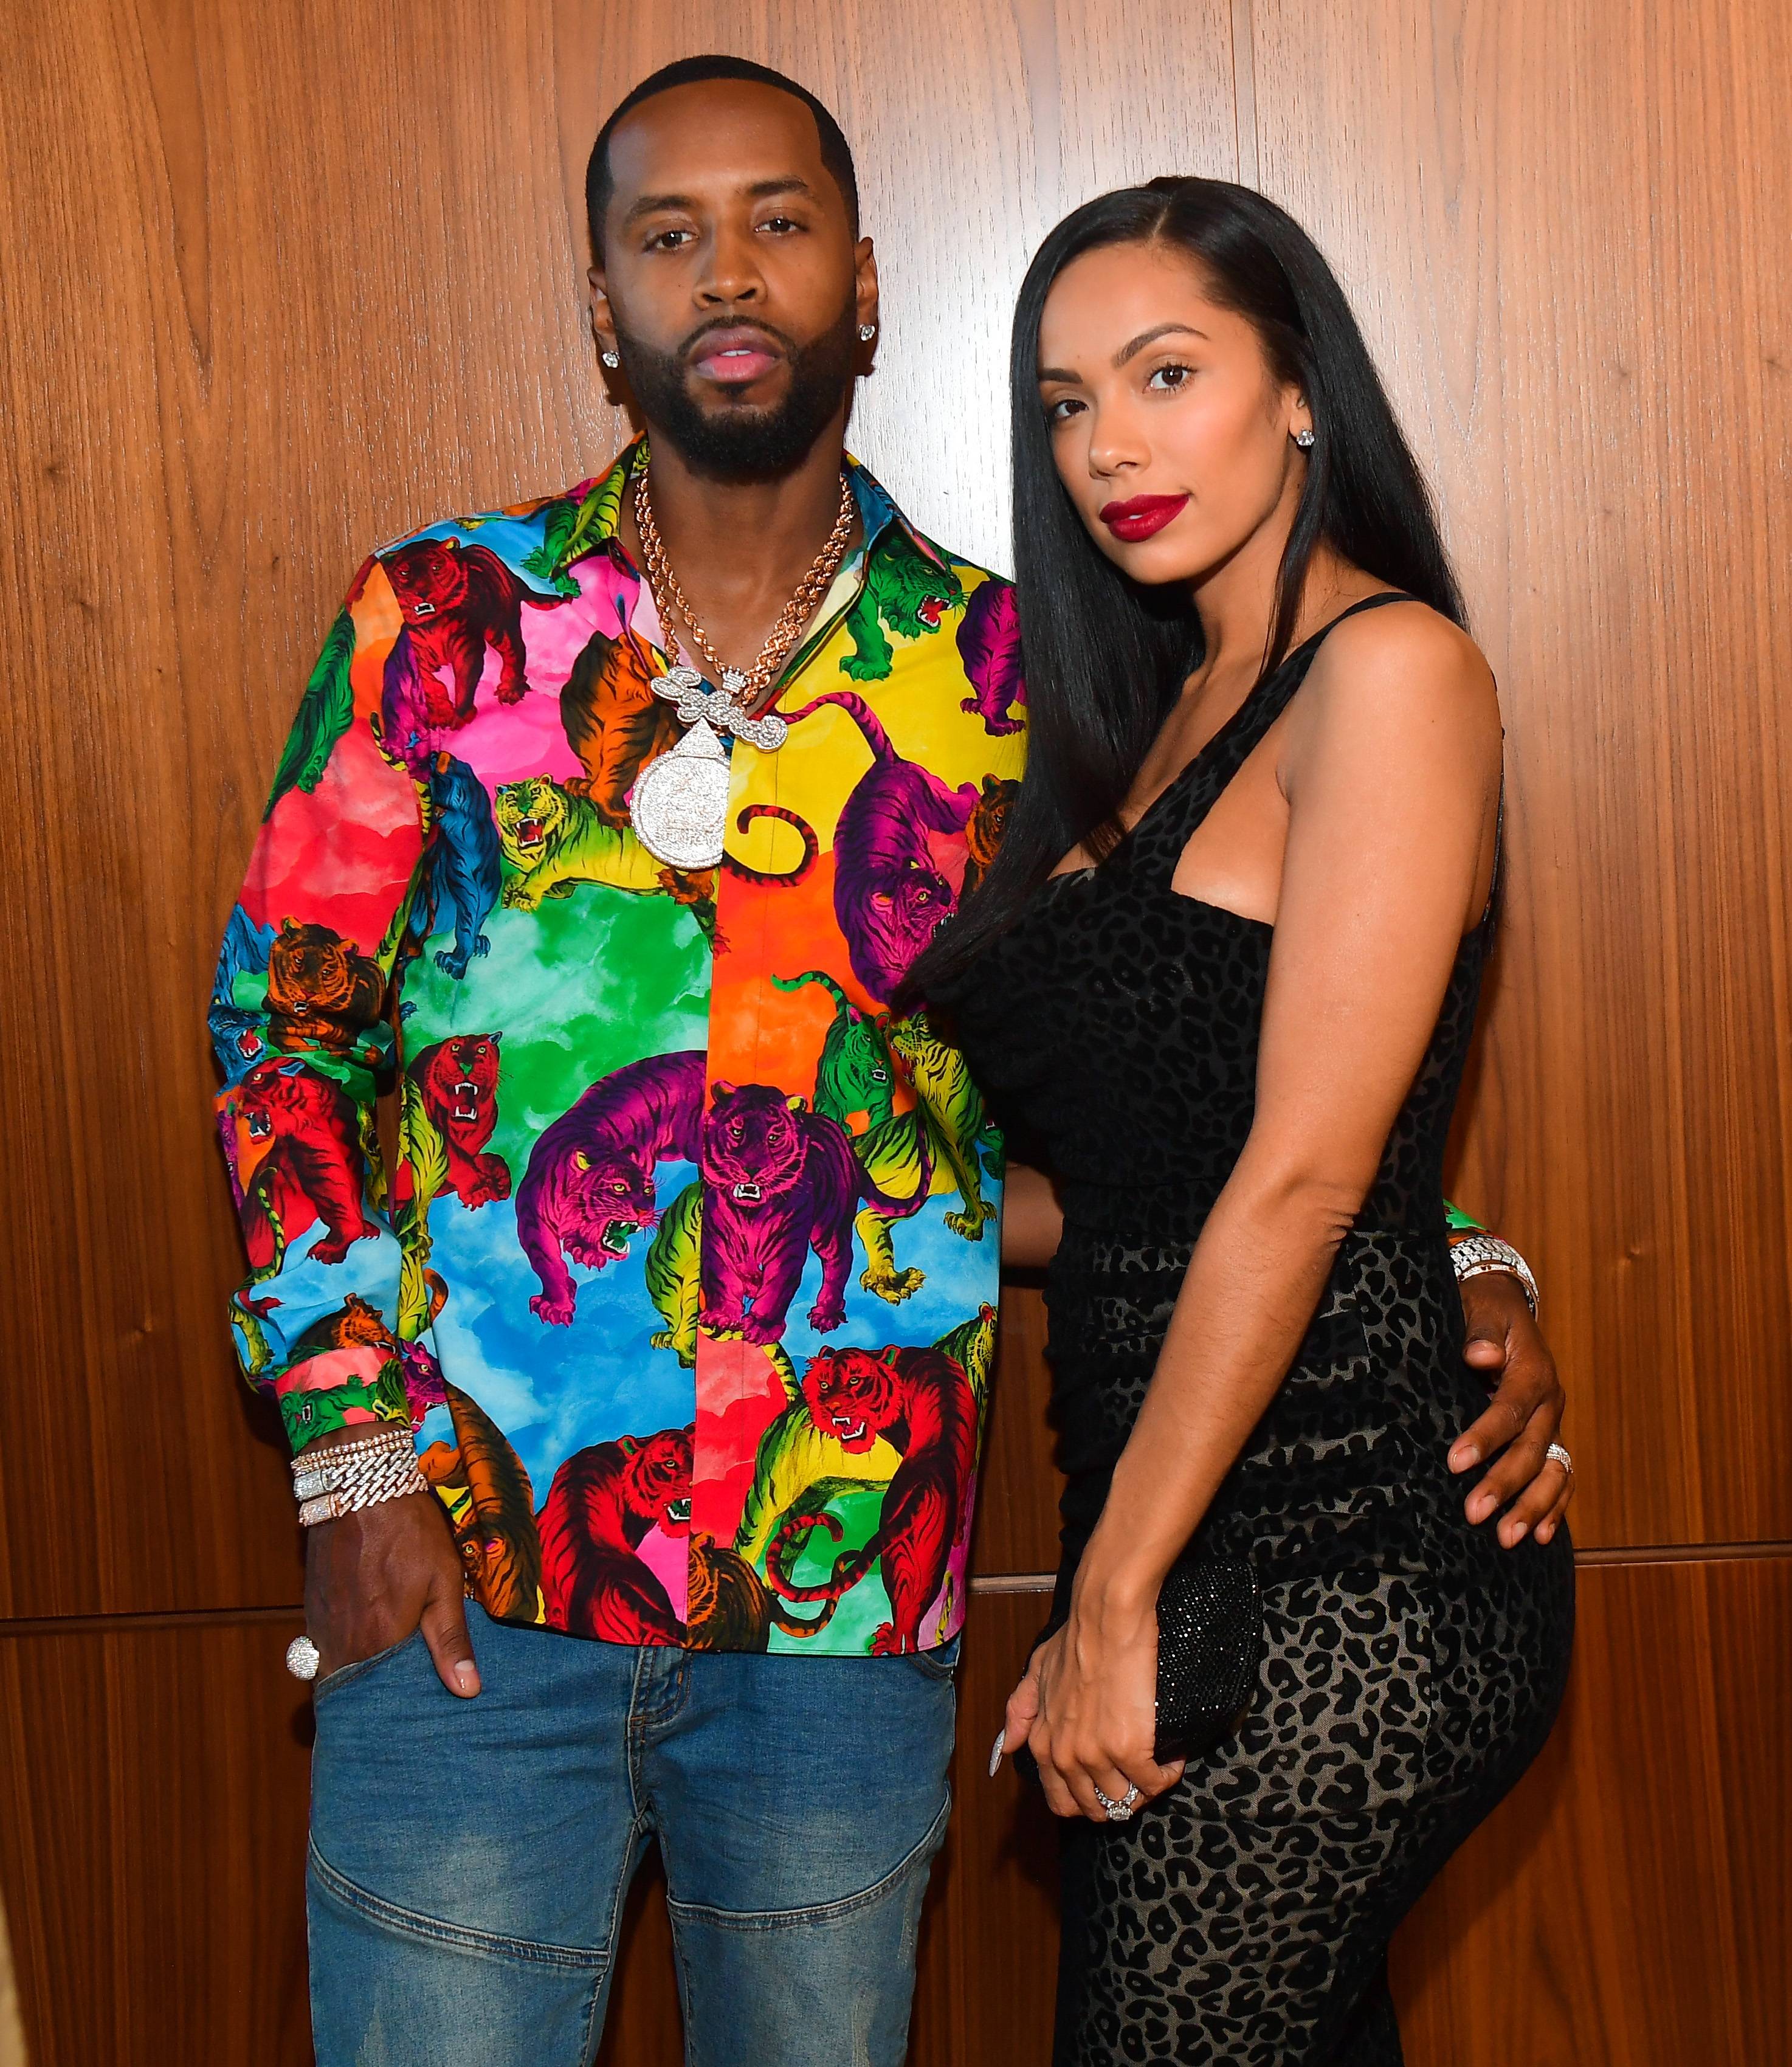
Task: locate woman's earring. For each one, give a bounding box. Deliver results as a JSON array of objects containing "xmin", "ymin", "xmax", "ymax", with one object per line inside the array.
[
  {"xmin": 601, "ymin": 348, "xmax": 620, "ymax": 370},
  {"xmin": 858, "ymin": 323, "xmax": 877, "ymax": 342},
  {"xmin": 1294, "ymin": 426, "xmax": 1315, "ymax": 449}
]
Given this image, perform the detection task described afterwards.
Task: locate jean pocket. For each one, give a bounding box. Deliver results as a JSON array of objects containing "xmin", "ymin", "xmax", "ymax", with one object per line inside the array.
[
  {"xmin": 312, "ymin": 1626, "xmax": 427, "ymax": 1706},
  {"xmin": 900, "ymin": 1633, "xmax": 962, "ymax": 1683}
]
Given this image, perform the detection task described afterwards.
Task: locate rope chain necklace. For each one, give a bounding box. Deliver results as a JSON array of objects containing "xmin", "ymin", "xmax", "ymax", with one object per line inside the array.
[{"xmin": 629, "ymin": 465, "xmax": 856, "ymax": 871}]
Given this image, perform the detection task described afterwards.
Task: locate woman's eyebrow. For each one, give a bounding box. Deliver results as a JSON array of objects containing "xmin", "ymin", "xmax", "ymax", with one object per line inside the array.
[
  {"xmin": 1113, "ymin": 322, "xmax": 1208, "ymax": 365},
  {"xmin": 1038, "ymin": 322, "xmax": 1213, "ymax": 383}
]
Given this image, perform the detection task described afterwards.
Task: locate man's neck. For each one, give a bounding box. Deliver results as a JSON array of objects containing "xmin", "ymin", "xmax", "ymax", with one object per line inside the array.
[{"xmin": 621, "ymin": 413, "xmax": 858, "ymax": 654}]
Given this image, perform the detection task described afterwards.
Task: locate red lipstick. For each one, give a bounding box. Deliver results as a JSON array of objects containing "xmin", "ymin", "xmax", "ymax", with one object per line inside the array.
[{"xmin": 1099, "ymin": 493, "xmax": 1190, "ymax": 543}]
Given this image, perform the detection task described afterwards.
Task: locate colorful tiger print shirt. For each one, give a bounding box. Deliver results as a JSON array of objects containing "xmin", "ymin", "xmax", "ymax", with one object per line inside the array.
[{"xmin": 212, "ymin": 439, "xmax": 1027, "ymax": 1657}]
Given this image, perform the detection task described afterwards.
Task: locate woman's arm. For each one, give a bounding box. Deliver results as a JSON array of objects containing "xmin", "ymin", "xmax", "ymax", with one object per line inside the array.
[
  {"xmin": 1001, "ymin": 1161, "xmax": 1064, "ymax": 1268},
  {"xmin": 1011, "ymin": 604, "xmax": 1503, "ymax": 1821}
]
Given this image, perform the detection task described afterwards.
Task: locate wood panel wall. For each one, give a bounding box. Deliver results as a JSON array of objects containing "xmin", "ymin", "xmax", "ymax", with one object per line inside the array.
[{"xmin": 1, "ymin": 1, "xmax": 1785, "ymax": 2062}]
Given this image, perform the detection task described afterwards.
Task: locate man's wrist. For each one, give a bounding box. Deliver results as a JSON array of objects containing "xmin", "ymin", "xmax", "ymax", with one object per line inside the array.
[
  {"xmin": 1449, "ymin": 1232, "xmax": 1540, "ymax": 1316},
  {"xmin": 291, "ymin": 1423, "xmax": 427, "ymax": 1525}
]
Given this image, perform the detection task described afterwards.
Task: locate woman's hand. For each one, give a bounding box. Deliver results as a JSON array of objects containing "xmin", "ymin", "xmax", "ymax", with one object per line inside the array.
[{"xmin": 1002, "ymin": 1588, "xmax": 1186, "ymax": 1821}]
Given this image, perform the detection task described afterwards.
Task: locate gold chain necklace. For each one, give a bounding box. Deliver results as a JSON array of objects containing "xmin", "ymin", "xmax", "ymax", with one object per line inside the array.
[
  {"xmin": 635, "ymin": 466, "xmax": 855, "ymax": 713},
  {"xmin": 626, "ymin": 466, "xmax": 856, "ymax": 873}
]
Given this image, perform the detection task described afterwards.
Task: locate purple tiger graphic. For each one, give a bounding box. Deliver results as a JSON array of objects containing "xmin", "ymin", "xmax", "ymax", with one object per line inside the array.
[
  {"xmin": 781, "ymin": 689, "xmax": 984, "ymax": 1003},
  {"xmin": 956, "ymin": 578, "xmax": 1026, "ymax": 736},
  {"xmin": 518, "ymin": 1051, "xmax": 705, "ymax": 1325},
  {"xmin": 700, "ymin": 1082, "xmax": 934, "ymax": 1346}
]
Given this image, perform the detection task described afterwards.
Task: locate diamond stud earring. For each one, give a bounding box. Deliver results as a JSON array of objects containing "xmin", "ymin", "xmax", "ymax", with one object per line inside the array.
[
  {"xmin": 601, "ymin": 349, "xmax": 620, "ymax": 370},
  {"xmin": 1294, "ymin": 426, "xmax": 1315, "ymax": 448},
  {"xmin": 858, "ymin": 323, "xmax": 877, "ymax": 342}
]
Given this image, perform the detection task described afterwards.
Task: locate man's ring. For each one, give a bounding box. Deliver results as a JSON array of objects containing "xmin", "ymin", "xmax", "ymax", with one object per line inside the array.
[
  {"xmin": 1093, "ymin": 1782, "xmax": 1141, "ymax": 1821},
  {"xmin": 286, "ymin": 1635, "xmax": 320, "ymax": 1682},
  {"xmin": 1546, "ymin": 1443, "xmax": 1573, "ymax": 1475}
]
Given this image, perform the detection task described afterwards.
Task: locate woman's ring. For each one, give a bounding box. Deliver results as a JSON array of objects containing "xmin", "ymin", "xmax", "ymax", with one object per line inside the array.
[
  {"xmin": 1093, "ymin": 1782, "xmax": 1141, "ymax": 1821},
  {"xmin": 1546, "ymin": 1443, "xmax": 1573, "ymax": 1475},
  {"xmin": 286, "ymin": 1635, "xmax": 321, "ymax": 1682}
]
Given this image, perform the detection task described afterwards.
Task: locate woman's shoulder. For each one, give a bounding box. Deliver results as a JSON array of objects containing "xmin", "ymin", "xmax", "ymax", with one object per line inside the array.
[
  {"xmin": 1309, "ymin": 592, "xmax": 1491, "ymax": 692},
  {"xmin": 1298, "ymin": 593, "xmax": 1498, "ymax": 745},
  {"xmin": 1278, "ymin": 593, "xmax": 1500, "ymax": 800}
]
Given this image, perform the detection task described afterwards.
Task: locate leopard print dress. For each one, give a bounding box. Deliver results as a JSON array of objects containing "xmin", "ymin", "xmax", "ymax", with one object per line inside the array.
[{"xmin": 942, "ymin": 595, "xmax": 1574, "ymax": 2065}]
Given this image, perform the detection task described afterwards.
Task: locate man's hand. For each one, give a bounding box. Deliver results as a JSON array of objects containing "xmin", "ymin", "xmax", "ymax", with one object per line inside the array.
[
  {"xmin": 1449, "ymin": 1270, "xmax": 1574, "ymax": 1550},
  {"xmin": 302, "ymin": 1436, "xmax": 480, "ymax": 1696}
]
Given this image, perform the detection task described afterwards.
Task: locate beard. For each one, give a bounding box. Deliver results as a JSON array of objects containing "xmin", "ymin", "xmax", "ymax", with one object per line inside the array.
[{"xmin": 613, "ymin": 302, "xmax": 859, "ymax": 485}]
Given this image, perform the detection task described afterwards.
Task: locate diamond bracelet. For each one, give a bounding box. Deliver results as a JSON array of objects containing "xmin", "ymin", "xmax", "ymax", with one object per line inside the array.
[
  {"xmin": 290, "ymin": 1424, "xmax": 428, "ymax": 1527},
  {"xmin": 1449, "ymin": 1232, "xmax": 1540, "ymax": 1317}
]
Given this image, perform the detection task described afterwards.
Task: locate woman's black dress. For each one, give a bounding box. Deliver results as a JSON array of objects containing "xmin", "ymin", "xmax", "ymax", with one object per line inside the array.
[{"xmin": 941, "ymin": 596, "xmax": 1574, "ymax": 2066}]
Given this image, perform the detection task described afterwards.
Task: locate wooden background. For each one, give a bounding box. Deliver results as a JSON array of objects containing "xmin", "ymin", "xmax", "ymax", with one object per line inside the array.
[{"xmin": 1, "ymin": 0, "xmax": 1787, "ymax": 2060}]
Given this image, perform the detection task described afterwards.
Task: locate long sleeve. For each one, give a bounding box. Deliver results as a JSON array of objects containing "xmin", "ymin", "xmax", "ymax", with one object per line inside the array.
[{"xmin": 210, "ymin": 556, "xmax": 429, "ymax": 1454}]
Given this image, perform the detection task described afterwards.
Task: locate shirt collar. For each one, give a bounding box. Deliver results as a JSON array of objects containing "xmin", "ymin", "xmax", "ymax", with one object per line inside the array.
[{"xmin": 552, "ymin": 435, "xmax": 960, "ymax": 596}]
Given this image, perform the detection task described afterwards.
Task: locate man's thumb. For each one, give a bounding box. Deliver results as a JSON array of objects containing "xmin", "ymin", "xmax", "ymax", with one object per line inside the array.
[
  {"xmin": 1461, "ymin": 1314, "xmax": 1505, "ymax": 1363},
  {"xmin": 421, "ymin": 1577, "xmax": 481, "ymax": 1697}
]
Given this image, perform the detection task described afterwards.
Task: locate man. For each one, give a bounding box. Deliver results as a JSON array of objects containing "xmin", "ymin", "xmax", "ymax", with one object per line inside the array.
[{"xmin": 210, "ymin": 55, "xmax": 1571, "ymax": 2067}]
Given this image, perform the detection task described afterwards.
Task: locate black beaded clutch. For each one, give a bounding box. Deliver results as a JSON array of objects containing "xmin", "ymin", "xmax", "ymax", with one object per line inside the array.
[
  {"xmin": 1151, "ymin": 1555, "xmax": 1263, "ymax": 1763},
  {"xmin": 1015, "ymin": 1555, "xmax": 1261, "ymax": 1784}
]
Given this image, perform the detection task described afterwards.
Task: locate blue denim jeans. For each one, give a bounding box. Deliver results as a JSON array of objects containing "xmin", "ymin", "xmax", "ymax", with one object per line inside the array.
[{"xmin": 306, "ymin": 1606, "xmax": 957, "ymax": 2067}]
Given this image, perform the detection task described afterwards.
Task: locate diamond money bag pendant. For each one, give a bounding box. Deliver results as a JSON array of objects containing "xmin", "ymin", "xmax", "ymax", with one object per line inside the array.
[{"xmin": 628, "ymin": 717, "xmax": 731, "ymax": 870}]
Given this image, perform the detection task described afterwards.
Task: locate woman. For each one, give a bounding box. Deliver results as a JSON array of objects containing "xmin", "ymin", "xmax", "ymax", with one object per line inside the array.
[{"xmin": 914, "ymin": 179, "xmax": 1574, "ymax": 2064}]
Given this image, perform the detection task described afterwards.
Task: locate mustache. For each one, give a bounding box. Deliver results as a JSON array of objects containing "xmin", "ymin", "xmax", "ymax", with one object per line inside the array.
[{"xmin": 677, "ymin": 315, "xmax": 801, "ymax": 364}]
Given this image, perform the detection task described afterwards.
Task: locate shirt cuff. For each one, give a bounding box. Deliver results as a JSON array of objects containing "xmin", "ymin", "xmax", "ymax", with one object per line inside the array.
[{"xmin": 274, "ymin": 1346, "xmax": 412, "ymax": 1455}]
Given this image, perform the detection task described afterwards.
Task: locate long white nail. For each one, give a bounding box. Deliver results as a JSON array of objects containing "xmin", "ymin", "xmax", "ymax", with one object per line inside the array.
[{"xmin": 988, "ymin": 1728, "xmax": 1005, "ymax": 1776}]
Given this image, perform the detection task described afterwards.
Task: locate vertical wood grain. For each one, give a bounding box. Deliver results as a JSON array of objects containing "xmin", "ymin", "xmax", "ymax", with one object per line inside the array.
[
  {"xmin": 1248, "ymin": 0, "xmax": 1792, "ymax": 1548},
  {"xmin": 1390, "ymin": 1556, "xmax": 1792, "ymax": 2067},
  {"xmin": 0, "ymin": 1614, "xmax": 314, "ymax": 2067}
]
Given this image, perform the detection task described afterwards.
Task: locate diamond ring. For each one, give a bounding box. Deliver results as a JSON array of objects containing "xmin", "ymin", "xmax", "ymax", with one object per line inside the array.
[
  {"xmin": 285, "ymin": 1635, "xmax": 321, "ymax": 1682},
  {"xmin": 1092, "ymin": 1782, "xmax": 1141, "ymax": 1821},
  {"xmin": 1546, "ymin": 1443, "xmax": 1573, "ymax": 1475}
]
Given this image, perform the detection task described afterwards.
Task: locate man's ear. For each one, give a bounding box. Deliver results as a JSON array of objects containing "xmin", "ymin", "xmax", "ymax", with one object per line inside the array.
[
  {"xmin": 588, "ymin": 265, "xmax": 620, "ymax": 370},
  {"xmin": 854, "ymin": 237, "xmax": 880, "ymax": 341}
]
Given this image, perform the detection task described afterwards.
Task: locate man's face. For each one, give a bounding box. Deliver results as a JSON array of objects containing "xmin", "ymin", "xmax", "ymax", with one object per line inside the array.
[{"xmin": 591, "ymin": 80, "xmax": 877, "ymax": 481}]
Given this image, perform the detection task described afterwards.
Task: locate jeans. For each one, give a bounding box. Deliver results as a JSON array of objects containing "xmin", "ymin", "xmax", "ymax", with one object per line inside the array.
[{"xmin": 306, "ymin": 1606, "xmax": 957, "ymax": 2067}]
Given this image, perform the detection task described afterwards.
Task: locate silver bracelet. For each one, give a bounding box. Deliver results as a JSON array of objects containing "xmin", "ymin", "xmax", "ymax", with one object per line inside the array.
[
  {"xmin": 1450, "ymin": 1232, "xmax": 1540, "ymax": 1317},
  {"xmin": 290, "ymin": 1424, "xmax": 428, "ymax": 1526}
]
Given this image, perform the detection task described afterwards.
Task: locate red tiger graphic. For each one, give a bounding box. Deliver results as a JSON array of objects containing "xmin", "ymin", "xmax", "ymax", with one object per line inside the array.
[
  {"xmin": 407, "ymin": 1032, "xmax": 510, "ymax": 1207},
  {"xmin": 382, "ymin": 536, "xmax": 557, "ymax": 723},
  {"xmin": 537, "ymin": 1424, "xmax": 693, "ymax": 1644},
  {"xmin": 765, "ymin": 1345, "xmax": 977, "ymax": 1655},
  {"xmin": 228, "ymin": 1057, "xmax": 381, "ymax": 1271}
]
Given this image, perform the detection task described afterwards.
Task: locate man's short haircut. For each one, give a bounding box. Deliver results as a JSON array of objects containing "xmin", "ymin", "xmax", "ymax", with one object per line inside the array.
[{"xmin": 586, "ymin": 55, "xmax": 860, "ymax": 262}]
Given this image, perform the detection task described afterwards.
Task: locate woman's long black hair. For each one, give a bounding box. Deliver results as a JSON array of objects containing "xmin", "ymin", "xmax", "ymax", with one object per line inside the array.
[{"xmin": 910, "ymin": 177, "xmax": 1465, "ymax": 1002}]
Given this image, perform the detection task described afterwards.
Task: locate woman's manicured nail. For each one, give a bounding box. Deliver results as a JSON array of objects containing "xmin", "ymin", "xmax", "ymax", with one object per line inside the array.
[
  {"xmin": 1507, "ymin": 1521, "xmax": 1529, "ymax": 1545},
  {"xmin": 988, "ymin": 1728, "xmax": 1006, "ymax": 1777},
  {"xmin": 1450, "ymin": 1443, "xmax": 1480, "ymax": 1472},
  {"xmin": 454, "ymin": 1663, "xmax": 480, "ymax": 1696}
]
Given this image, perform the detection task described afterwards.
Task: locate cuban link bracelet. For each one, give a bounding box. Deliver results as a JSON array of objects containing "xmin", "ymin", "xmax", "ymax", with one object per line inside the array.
[{"xmin": 291, "ymin": 1423, "xmax": 428, "ymax": 1528}]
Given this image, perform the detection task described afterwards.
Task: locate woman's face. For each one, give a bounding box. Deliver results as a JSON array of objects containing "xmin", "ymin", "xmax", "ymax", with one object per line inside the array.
[{"xmin": 1036, "ymin": 241, "xmax": 1309, "ymax": 588}]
